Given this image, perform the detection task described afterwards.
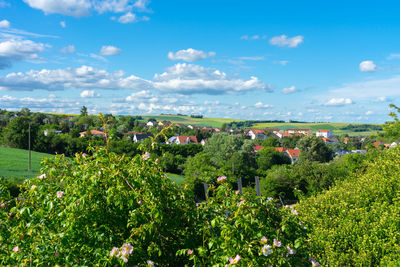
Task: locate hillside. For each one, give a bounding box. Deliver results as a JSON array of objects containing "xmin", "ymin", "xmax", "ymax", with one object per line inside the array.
[{"xmin": 0, "ymin": 146, "xmax": 54, "ymax": 180}]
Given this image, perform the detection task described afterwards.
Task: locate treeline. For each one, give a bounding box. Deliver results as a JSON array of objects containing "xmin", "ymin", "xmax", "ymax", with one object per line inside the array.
[
  {"xmin": 226, "ymin": 120, "xmax": 285, "ymax": 129},
  {"xmin": 341, "ymin": 124, "xmax": 383, "ymax": 132}
]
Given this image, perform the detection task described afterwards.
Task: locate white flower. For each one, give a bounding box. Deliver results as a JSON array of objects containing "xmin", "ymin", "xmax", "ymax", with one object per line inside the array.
[
  {"xmin": 31, "ymin": 185, "xmax": 37, "ymax": 190},
  {"xmin": 262, "ymin": 245, "xmax": 273, "ymax": 256},
  {"xmin": 37, "ymin": 174, "xmax": 46, "ymax": 179}
]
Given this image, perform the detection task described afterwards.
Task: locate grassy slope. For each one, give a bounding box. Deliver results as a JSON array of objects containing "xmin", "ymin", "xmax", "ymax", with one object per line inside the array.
[
  {"xmin": 0, "ymin": 146, "xmax": 54, "ymax": 180},
  {"xmin": 142, "ymin": 115, "xmax": 244, "ymax": 128}
]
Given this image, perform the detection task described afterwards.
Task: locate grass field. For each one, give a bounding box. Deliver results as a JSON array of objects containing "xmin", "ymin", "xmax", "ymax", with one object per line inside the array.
[
  {"xmin": 142, "ymin": 115, "xmax": 245, "ymax": 128},
  {"xmin": 252, "ymin": 122, "xmax": 383, "ymax": 136},
  {"xmin": 0, "ymin": 146, "xmax": 54, "ymax": 180},
  {"xmin": 166, "ymin": 172, "xmax": 185, "ymax": 185}
]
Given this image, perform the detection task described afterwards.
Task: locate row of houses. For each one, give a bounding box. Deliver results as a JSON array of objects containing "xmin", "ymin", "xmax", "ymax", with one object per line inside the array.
[{"xmin": 245, "ymin": 128, "xmax": 334, "ymax": 141}]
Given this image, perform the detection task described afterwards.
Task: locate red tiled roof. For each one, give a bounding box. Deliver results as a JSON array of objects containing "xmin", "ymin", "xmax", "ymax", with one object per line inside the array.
[
  {"xmin": 281, "ymin": 133, "xmax": 292, "ymax": 137},
  {"xmin": 254, "ymin": 145, "xmax": 263, "ymax": 152},
  {"xmin": 317, "ymin": 129, "xmax": 331, "ymax": 132},
  {"xmin": 250, "ymin": 129, "xmax": 266, "ymax": 134},
  {"xmin": 273, "ymin": 147, "xmax": 285, "ymax": 153},
  {"xmin": 178, "ymin": 136, "xmax": 198, "ymax": 144},
  {"xmin": 285, "ymin": 149, "xmax": 300, "ymax": 158}
]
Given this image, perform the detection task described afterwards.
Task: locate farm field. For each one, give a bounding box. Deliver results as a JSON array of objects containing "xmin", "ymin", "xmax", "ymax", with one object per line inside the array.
[
  {"xmin": 0, "ymin": 146, "xmax": 54, "ymax": 180},
  {"xmin": 142, "ymin": 115, "xmax": 245, "ymax": 128}
]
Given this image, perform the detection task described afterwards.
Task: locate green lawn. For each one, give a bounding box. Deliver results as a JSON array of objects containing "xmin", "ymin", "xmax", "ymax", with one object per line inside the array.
[
  {"xmin": 166, "ymin": 172, "xmax": 185, "ymax": 185},
  {"xmin": 0, "ymin": 146, "xmax": 54, "ymax": 180}
]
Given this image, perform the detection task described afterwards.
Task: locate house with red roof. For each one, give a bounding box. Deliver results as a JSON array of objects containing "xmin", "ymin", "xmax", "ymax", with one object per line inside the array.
[
  {"xmin": 79, "ymin": 129, "xmax": 106, "ymax": 138},
  {"xmin": 253, "ymin": 145, "xmax": 263, "ymax": 152},
  {"xmin": 246, "ymin": 129, "xmax": 267, "ymax": 140},
  {"xmin": 273, "ymin": 147, "xmax": 285, "ymax": 153},
  {"xmin": 167, "ymin": 135, "xmax": 198, "ymax": 145},
  {"xmin": 284, "ymin": 149, "xmax": 301, "ymax": 164},
  {"xmin": 286, "ymin": 129, "xmax": 312, "ymax": 136}
]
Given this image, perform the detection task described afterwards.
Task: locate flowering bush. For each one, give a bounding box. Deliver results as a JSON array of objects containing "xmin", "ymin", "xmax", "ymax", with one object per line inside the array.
[
  {"xmin": 0, "ymin": 147, "xmax": 197, "ymax": 266},
  {"xmin": 177, "ymin": 179, "xmax": 313, "ymax": 266}
]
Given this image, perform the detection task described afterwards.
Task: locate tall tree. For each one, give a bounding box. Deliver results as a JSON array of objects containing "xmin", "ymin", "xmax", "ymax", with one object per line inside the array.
[
  {"xmin": 80, "ymin": 106, "xmax": 88, "ymax": 117},
  {"xmin": 297, "ymin": 135, "xmax": 333, "ymax": 163}
]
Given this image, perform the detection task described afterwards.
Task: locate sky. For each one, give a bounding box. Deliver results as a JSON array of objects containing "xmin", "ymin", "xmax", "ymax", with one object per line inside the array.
[{"xmin": 0, "ymin": 0, "xmax": 400, "ymax": 122}]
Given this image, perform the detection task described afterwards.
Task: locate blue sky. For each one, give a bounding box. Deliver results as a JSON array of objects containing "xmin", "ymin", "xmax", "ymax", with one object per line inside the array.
[{"xmin": 1, "ymin": 0, "xmax": 400, "ymax": 122}]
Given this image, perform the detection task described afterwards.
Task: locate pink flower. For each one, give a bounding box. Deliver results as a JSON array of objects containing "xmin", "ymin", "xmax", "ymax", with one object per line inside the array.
[
  {"xmin": 82, "ymin": 153, "xmax": 87, "ymax": 157},
  {"xmin": 237, "ymin": 200, "xmax": 244, "ymax": 207},
  {"xmin": 217, "ymin": 176, "xmax": 227, "ymax": 182},
  {"xmin": 273, "ymin": 238, "xmax": 281, "ymax": 247},
  {"xmin": 310, "ymin": 257, "xmax": 320, "ymax": 266},
  {"xmin": 287, "ymin": 247, "xmax": 296, "ymax": 255},
  {"xmin": 121, "ymin": 243, "xmax": 133, "ymax": 255},
  {"xmin": 143, "ymin": 180, "xmax": 146, "ymax": 183},
  {"xmin": 164, "ymin": 174, "xmax": 168, "ymax": 178},
  {"xmin": 9, "ymin": 212, "xmax": 12, "ymax": 216},
  {"xmin": 55, "ymin": 251, "xmax": 59, "ymax": 257},
  {"xmin": 13, "ymin": 246, "xmax": 20, "ymax": 253},
  {"xmin": 291, "ymin": 209, "xmax": 299, "ymax": 215},
  {"xmin": 56, "ymin": 191, "xmax": 64, "ymax": 198},
  {"xmin": 142, "ymin": 152, "xmax": 150, "ymax": 160},
  {"xmin": 229, "ymin": 255, "xmax": 240, "ymax": 264},
  {"xmin": 260, "ymin": 236, "xmax": 267, "ymax": 243},
  {"xmin": 109, "ymin": 247, "xmax": 119, "ymax": 257},
  {"xmin": 187, "ymin": 249, "xmax": 193, "ymax": 255},
  {"xmin": 138, "ymin": 200, "xmax": 142, "ymax": 205},
  {"xmin": 0, "ymin": 203, "xmax": 5, "ymax": 208},
  {"xmin": 235, "ymin": 190, "xmax": 240, "ymax": 194},
  {"xmin": 155, "ymin": 158, "xmax": 159, "ymax": 163}
]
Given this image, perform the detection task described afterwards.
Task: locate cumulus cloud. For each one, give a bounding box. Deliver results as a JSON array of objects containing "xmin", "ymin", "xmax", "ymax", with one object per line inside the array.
[
  {"xmin": 100, "ymin": 45, "xmax": 121, "ymax": 56},
  {"xmin": 0, "ymin": 19, "xmax": 10, "ymax": 28},
  {"xmin": 282, "ymin": 85, "xmax": 296, "ymax": 94},
  {"xmin": 365, "ymin": 110, "xmax": 373, "ymax": 115},
  {"xmin": 118, "ymin": 11, "xmax": 137, "ymax": 23},
  {"xmin": 23, "ymin": 0, "xmax": 91, "ymax": 17},
  {"xmin": 325, "ymin": 98, "xmax": 353, "ymax": 106},
  {"xmin": 373, "ymin": 96, "xmax": 387, "ymax": 102},
  {"xmin": 60, "ymin": 45, "xmax": 75, "ymax": 54},
  {"xmin": 359, "ymin": 60, "xmax": 376, "ymax": 72},
  {"xmin": 0, "ymin": 65, "xmax": 151, "ymax": 91},
  {"xmin": 168, "ymin": 48, "xmax": 215, "ymax": 62},
  {"xmin": 254, "ymin": 102, "xmax": 272, "ymax": 108},
  {"xmin": 152, "ymin": 63, "xmax": 268, "ymax": 94},
  {"xmin": 23, "ymin": 0, "xmax": 151, "ymax": 20},
  {"xmin": 0, "ymin": 39, "xmax": 46, "ymax": 69},
  {"xmin": 80, "ymin": 90, "xmax": 100, "ymax": 98},
  {"xmin": 60, "ymin": 21, "xmax": 66, "ymax": 28},
  {"xmin": 0, "ymin": 94, "xmax": 79, "ymax": 110},
  {"xmin": 269, "ymin": 35, "xmax": 304, "ymax": 48},
  {"xmin": 125, "ymin": 90, "xmax": 154, "ymax": 102}
]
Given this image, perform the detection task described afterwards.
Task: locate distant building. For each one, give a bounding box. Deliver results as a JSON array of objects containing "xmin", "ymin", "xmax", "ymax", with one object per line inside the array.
[
  {"xmin": 284, "ymin": 149, "xmax": 301, "ymax": 164},
  {"xmin": 286, "ymin": 129, "xmax": 312, "ymax": 136},
  {"xmin": 246, "ymin": 129, "xmax": 267, "ymax": 140},
  {"xmin": 167, "ymin": 136, "xmax": 198, "ymax": 145},
  {"xmin": 253, "ymin": 145, "xmax": 263, "ymax": 152},
  {"xmin": 316, "ymin": 129, "xmax": 333, "ymax": 138},
  {"xmin": 128, "ymin": 132, "xmax": 153, "ymax": 143},
  {"xmin": 79, "ymin": 129, "xmax": 106, "ymax": 138}
]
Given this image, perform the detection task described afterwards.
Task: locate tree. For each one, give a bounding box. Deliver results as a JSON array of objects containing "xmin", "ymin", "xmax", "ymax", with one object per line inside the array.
[
  {"xmin": 256, "ymin": 147, "xmax": 291, "ymax": 173},
  {"xmin": 80, "ymin": 106, "xmax": 88, "ymax": 117},
  {"xmin": 381, "ymin": 103, "xmax": 400, "ymax": 140},
  {"xmin": 261, "ymin": 136, "xmax": 280, "ymax": 147},
  {"xmin": 3, "ymin": 117, "xmax": 38, "ymax": 149},
  {"xmin": 297, "ymin": 135, "xmax": 333, "ymax": 163}
]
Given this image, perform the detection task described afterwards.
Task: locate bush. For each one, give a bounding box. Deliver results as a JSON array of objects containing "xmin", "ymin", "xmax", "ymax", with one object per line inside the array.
[{"xmin": 297, "ymin": 147, "xmax": 400, "ymax": 265}]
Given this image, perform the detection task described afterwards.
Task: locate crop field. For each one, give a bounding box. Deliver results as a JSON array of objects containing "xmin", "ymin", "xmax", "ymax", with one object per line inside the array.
[
  {"xmin": 0, "ymin": 146, "xmax": 54, "ymax": 180},
  {"xmin": 142, "ymin": 115, "xmax": 245, "ymax": 128}
]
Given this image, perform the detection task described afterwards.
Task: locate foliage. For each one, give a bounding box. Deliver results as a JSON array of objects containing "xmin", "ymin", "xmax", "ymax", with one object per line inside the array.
[
  {"xmin": 0, "ymin": 147, "xmax": 197, "ymax": 266},
  {"xmin": 177, "ymin": 180, "xmax": 313, "ymax": 266},
  {"xmin": 2, "ymin": 117, "xmax": 38, "ymax": 150},
  {"xmin": 261, "ymin": 136, "xmax": 280, "ymax": 147},
  {"xmin": 340, "ymin": 124, "xmax": 382, "ymax": 132},
  {"xmin": 297, "ymin": 136, "xmax": 333, "ymax": 163},
  {"xmin": 297, "ymin": 147, "xmax": 400, "ymax": 266},
  {"xmin": 256, "ymin": 147, "xmax": 291, "ymax": 174},
  {"xmin": 381, "ymin": 103, "xmax": 400, "ymax": 140}
]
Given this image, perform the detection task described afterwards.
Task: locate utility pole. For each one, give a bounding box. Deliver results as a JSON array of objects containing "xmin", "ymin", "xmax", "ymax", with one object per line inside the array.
[{"xmin": 28, "ymin": 122, "xmax": 31, "ymax": 172}]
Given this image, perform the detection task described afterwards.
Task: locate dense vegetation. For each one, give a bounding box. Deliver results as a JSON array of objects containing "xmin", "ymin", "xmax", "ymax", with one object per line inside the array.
[{"xmin": 340, "ymin": 124, "xmax": 383, "ymax": 132}]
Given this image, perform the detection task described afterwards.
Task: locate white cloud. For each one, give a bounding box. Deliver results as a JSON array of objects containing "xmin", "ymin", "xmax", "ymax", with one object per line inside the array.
[
  {"xmin": 373, "ymin": 96, "xmax": 387, "ymax": 103},
  {"xmin": 90, "ymin": 53, "xmax": 107, "ymax": 61},
  {"xmin": 0, "ymin": 65, "xmax": 151, "ymax": 91},
  {"xmin": 80, "ymin": 90, "xmax": 100, "ymax": 98},
  {"xmin": 100, "ymin": 45, "xmax": 121, "ymax": 56},
  {"xmin": 60, "ymin": 21, "xmax": 66, "ymax": 28},
  {"xmin": 0, "ymin": 94, "xmax": 79, "ymax": 110},
  {"xmin": 238, "ymin": 56, "xmax": 264, "ymax": 61},
  {"xmin": 0, "ymin": 19, "xmax": 10, "ymax": 28},
  {"xmin": 60, "ymin": 45, "xmax": 75, "ymax": 54},
  {"xmin": 0, "ymin": 39, "xmax": 46, "ymax": 69},
  {"xmin": 23, "ymin": 0, "xmax": 91, "ymax": 17},
  {"xmin": 273, "ymin": 60, "xmax": 288, "ymax": 66},
  {"xmin": 152, "ymin": 63, "xmax": 268, "ymax": 94},
  {"xmin": 325, "ymin": 98, "xmax": 353, "ymax": 106},
  {"xmin": 125, "ymin": 90, "xmax": 153, "ymax": 102},
  {"xmin": 269, "ymin": 35, "xmax": 304, "ymax": 48},
  {"xmin": 282, "ymin": 85, "xmax": 296, "ymax": 94},
  {"xmin": 168, "ymin": 48, "xmax": 215, "ymax": 62},
  {"xmin": 254, "ymin": 102, "xmax": 272, "ymax": 108},
  {"xmin": 359, "ymin": 60, "xmax": 376, "ymax": 72},
  {"xmin": 118, "ymin": 12, "xmax": 137, "ymax": 23},
  {"xmin": 365, "ymin": 110, "xmax": 373, "ymax": 115}
]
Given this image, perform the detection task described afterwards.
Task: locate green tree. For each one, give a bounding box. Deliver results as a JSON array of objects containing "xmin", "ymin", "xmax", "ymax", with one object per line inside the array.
[
  {"xmin": 297, "ymin": 135, "xmax": 333, "ymax": 163},
  {"xmin": 261, "ymin": 136, "xmax": 280, "ymax": 147},
  {"xmin": 256, "ymin": 147, "xmax": 291, "ymax": 173},
  {"xmin": 80, "ymin": 105, "xmax": 88, "ymax": 117},
  {"xmin": 3, "ymin": 117, "xmax": 38, "ymax": 149},
  {"xmin": 381, "ymin": 103, "xmax": 400, "ymax": 140}
]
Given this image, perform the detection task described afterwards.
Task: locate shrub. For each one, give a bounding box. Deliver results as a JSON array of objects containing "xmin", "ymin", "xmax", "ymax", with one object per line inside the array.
[{"xmin": 297, "ymin": 147, "xmax": 400, "ymax": 265}]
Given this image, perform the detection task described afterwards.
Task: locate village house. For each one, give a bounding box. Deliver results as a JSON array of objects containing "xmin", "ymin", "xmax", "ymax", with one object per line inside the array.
[
  {"xmin": 128, "ymin": 132, "xmax": 154, "ymax": 143},
  {"xmin": 253, "ymin": 145, "xmax": 263, "ymax": 152},
  {"xmin": 79, "ymin": 129, "xmax": 106, "ymax": 138},
  {"xmin": 276, "ymin": 132, "xmax": 293, "ymax": 139},
  {"xmin": 246, "ymin": 129, "xmax": 267, "ymax": 140},
  {"xmin": 167, "ymin": 135, "xmax": 198, "ymax": 145},
  {"xmin": 316, "ymin": 129, "xmax": 333, "ymax": 138},
  {"xmin": 284, "ymin": 149, "xmax": 301, "ymax": 164},
  {"xmin": 286, "ymin": 129, "xmax": 312, "ymax": 136},
  {"xmin": 146, "ymin": 121, "xmax": 155, "ymax": 127}
]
